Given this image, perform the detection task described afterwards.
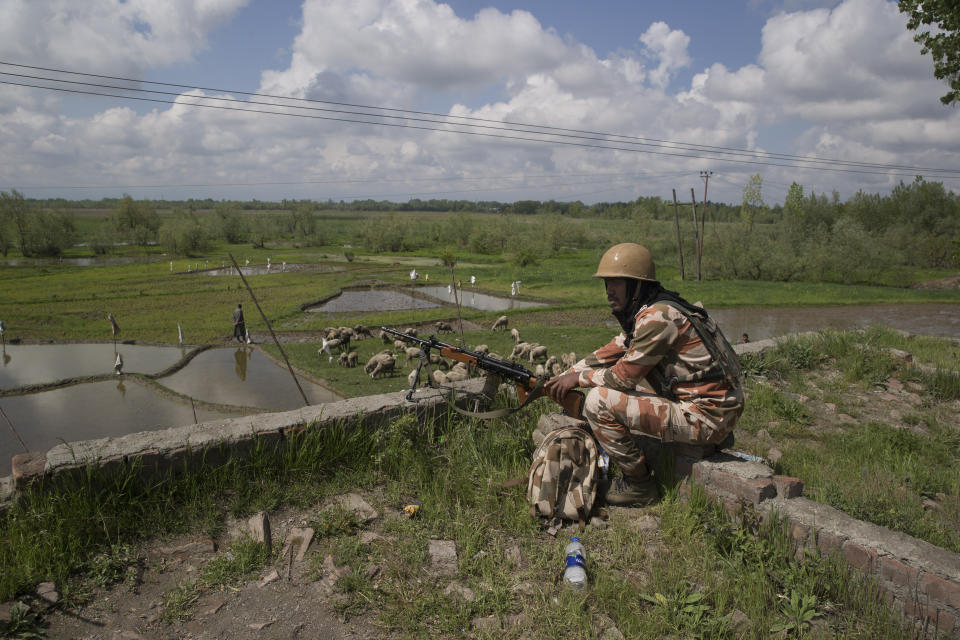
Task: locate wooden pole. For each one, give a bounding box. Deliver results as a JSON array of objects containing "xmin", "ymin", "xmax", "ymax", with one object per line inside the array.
[
  {"xmin": 672, "ymin": 189, "xmax": 685, "ymax": 281},
  {"xmin": 690, "ymin": 188, "xmax": 701, "ymax": 281},
  {"xmin": 229, "ymin": 253, "xmax": 310, "ymax": 407}
]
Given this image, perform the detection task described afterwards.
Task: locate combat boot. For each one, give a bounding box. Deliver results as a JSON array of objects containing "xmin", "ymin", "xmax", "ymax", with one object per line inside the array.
[{"xmin": 603, "ymin": 474, "xmax": 659, "ymax": 507}]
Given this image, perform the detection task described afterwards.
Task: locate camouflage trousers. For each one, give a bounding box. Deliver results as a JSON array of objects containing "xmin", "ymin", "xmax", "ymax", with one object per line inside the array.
[{"xmin": 582, "ymin": 385, "xmax": 726, "ymax": 479}]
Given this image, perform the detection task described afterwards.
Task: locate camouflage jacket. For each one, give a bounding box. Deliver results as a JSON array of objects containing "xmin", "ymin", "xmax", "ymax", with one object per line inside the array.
[{"xmin": 568, "ymin": 302, "xmax": 743, "ymax": 428}]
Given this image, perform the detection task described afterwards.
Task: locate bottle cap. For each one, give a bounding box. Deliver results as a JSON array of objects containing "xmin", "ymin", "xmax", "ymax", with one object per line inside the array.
[{"xmin": 571, "ymin": 536, "xmax": 580, "ymax": 542}]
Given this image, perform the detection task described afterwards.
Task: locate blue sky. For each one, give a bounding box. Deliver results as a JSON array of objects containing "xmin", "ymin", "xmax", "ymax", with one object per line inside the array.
[{"xmin": 1, "ymin": 0, "xmax": 957, "ymax": 205}]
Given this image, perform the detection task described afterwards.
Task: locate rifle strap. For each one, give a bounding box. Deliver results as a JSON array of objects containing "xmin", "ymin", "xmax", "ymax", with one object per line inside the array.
[{"xmin": 443, "ymin": 377, "xmax": 547, "ymax": 420}]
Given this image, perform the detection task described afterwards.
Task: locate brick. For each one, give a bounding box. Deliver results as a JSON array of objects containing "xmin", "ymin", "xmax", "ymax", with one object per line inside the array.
[
  {"xmin": 12, "ymin": 451, "xmax": 47, "ymax": 488},
  {"xmin": 773, "ymin": 475, "xmax": 803, "ymax": 499},
  {"xmin": 920, "ymin": 573, "xmax": 960, "ymax": 610},
  {"xmin": 790, "ymin": 522, "xmax": 811, "ymax": 547},
  {"xmin": 880, "ymin": 557, "xmax": 920, "ymax": 589},
  {"xmin": 842, "ymin": 541, "xmax": 878, "ymax": 574},
  {"xmin": 708, "ymin": 470, "xmax": 776, "ymax": 505},
  {"xmin": 815, "ymin": 529, "xmax": 844, "ymax": 556}
]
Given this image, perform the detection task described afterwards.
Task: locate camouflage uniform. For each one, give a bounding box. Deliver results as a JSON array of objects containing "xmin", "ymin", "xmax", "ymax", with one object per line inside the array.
[{"xmin": 565, "ymin": 302, "xmax": 743, "ymax": 479}]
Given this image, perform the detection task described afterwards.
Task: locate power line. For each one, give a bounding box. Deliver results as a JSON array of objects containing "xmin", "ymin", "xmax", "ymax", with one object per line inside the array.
[{"xmin": 3, "ymin": 60, "xmax": 954, "ymax": 175}]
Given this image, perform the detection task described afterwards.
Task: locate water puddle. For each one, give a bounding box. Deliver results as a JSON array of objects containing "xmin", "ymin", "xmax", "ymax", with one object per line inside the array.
[
  {"xmin": 0, "ymin": 257, "xmax": 160, "ymax": 267},
  {"xmin": 0, "ymin": 380, "xmax": 229, "ymax": 476},
  {"xmin": 158, "ymin": 346, "xmax": 340, "ymax": 409},
  {"xmin": 709, "ymin": 303, "xmax": 960, "ymax": 342},
  {"xmin": 416, "ymin": 286, "xmax": 547, "ymax": 311},
  {"xmin": 308, "ymin": 289, "xmax": 440, "ymax": 313},
  {"xmin": 0, "ymin": 344, "xmax": 184, "ymax": 389},
  {"xmin": 202, "ymin": 264, "xmax": 345, "ymax": 276}
]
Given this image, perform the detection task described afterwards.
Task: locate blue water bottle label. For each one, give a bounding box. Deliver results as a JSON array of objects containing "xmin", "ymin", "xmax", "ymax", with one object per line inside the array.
[{"xmin": 565, "ymin": 553, "xmax": 585, "ymax": 569}]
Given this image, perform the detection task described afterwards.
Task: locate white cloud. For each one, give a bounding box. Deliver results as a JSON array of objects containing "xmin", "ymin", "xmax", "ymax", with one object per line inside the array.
[
  {"xmin": 0, "ymin": 0, "xmax": 247, "ymax": 74},
  {"xmin": 0, "ymin": 0, "xmax": 958, "ymax": 205}
]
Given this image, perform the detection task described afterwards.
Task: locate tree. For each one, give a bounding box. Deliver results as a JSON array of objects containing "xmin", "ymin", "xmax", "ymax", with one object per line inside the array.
[
  {"xmin": 899, "ymin": 0, "xmax": 960, "ymax": 105},
  {"xmin": 0, "ymin": 189, "xmax": 28, "ymax": 256},
  {"xmin": 741, "ymin": 174, "xmax": 766, "ymax": 233}
]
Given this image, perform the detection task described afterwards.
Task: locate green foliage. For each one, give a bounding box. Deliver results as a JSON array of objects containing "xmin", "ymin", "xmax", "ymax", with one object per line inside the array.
[
  {"xmin": 310, "ymin": 504, "xmax": 361, "ymax": 539},
  {"xmin": 512, "ymin": 244, "xmax": 540, "ymax": 267},
  {"xmin": 899, "ymin": 0, "xmax": 960, "ymax": 105},
  {"xmin": 87, "ymin": 543, "xmax": 139, "ymax": 588},
  {"xmin": 158, "ymin": 209, "xmax": 215, "ymax": 256},
  {"xmin": 640, "ymin": 585, "xmax": 712, "ymax": 633},
  {"xmin": 112, "ymin": 195, "xmax": 159, "ymax": 246},
  {"xmin": 769, "ymin": 590, "xmax": 823, "ymax": 637},
  {"xmin": 200, "ymin": 536, "xmax": 269, "ymax": 588},
  {"xmin": 0, "ymin": 602, "xmax": 45, "ymax": 639}
]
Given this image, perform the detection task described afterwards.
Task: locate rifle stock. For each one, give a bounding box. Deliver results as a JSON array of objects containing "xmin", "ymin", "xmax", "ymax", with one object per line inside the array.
[{"xmin": 383, "ymin": 327, "xmax": 584, "ymax": 419}]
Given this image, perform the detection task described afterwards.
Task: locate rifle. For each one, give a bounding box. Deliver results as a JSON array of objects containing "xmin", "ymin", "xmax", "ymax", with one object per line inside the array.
[{"xmin": 381, "ymin": 326, "xmax": 584, "ymax": 419}]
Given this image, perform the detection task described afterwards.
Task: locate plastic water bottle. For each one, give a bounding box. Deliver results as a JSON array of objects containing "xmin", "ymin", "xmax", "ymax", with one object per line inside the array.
[{"xmin": 563, "ymin": 537, "xmax": 587, "ymax": 589}]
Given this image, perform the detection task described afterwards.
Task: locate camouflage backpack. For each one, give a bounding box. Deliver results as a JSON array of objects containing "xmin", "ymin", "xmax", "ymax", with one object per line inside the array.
[{"xmin": 526, "ymin": 422, "xmax": 600, "ymax": 531}]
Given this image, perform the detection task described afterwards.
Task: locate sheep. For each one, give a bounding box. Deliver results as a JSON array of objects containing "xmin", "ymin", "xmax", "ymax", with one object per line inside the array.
[
  {"xmin": 528, "ymin": 345, "xmax": 548, "ymax": 363},
  {"xmin": 364, "ymin": 351, "xmax": 394, "ymax": 374},
  {"xmin": 337, "ymin": 351, "xmax": 351, "ymax": 367},
  {"xmin": 380, "ymin": 330, "xmax": 392, "ymax": 344},
  {"xmin": 407, "ymin": 368, "xmax": 420, "ymax": 387},
  {"xmin": 510, "ymin": 327, "xmax": 520, "ymax": 344},
  {"xmin": 403, "ymin": 327, "xmax": 418, "ymax": 337},
  {"xmin": 431, "ymin": 370, "xmax": 448, "ymax": 385},
  {"xmin": 353, "ymin": 325, "xmax": 374, "ymax": 339},
  {"xmin": 405, "ymin": 346, "xmax": 423, "ymax": 362},
  {"xmin": 319, "ymin": 337, "xmax": 348, "ymax": 361},
  {"xmin": 472, "ymin": 344, "xmax": 489, "ymax": 355},
  {"xmin": 535, "ymin": 364, "xmax": 546, "ymax": 378},
  {"xmin": 491, "ymin": 315, "xmax": 508, "ymax": 331},
  {"xmin": 428, "ymin": 354, "xmax": 450, "ymax": 370},
  {"xmin": 444, "ymin": 362, "xmax": 470, "ymax": 382},
  {"xmin": 550, "ymin": 362, "xmax": 564, "ymax": 377},
  {"xmin": 394, "ymin": 339, "xmax": 407, "ymax": 351},
  {"xmin": 435, "ymin": 321, "xmax": 454, "ymax": 333},
  {"xmin": 347, "ymin": 351, "xmax": 358, "ymax": 368},
  {"xmin": 561, "ymin": 352, "xmax": 578, "ymax": 368},
  {"xmin": 543, "ymin": 355, "xmax": 558, "ymax": 372},
  {"xmin": 510, "ymin": 342, "xmax": 530, "ymax": 359},
  {"xmin": 369, "ymin": 354, "xmax": 396, "ymax": 378}
]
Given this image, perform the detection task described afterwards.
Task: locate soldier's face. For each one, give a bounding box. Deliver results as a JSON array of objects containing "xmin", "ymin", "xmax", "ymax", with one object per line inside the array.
[{"xmin": 604, "ymin": 278, "xmax": 629, "ymax": 313}]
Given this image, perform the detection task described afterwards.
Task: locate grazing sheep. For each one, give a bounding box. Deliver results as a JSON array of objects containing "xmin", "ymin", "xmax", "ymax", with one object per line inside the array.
[
  {"xmin": 431, "ymin": 370, "xmax": 448, "ymax": 385},
  {"xmin": 347, "ymin": 351, "xmax": 358, "ymax": 367},
  {"xmin": 380, "ymin": 330, "xmax": 392, "ymax": 344},
  {"xmin": 472, "ymin": 344, "xmax": 489, "ymax": 355},
  {"xmin": 528, "ymin": 345, "xmax": 548, "ymax": 363},
  {"xmin": 491, "ymin": 315, "xmax": 508, "ymax": 331},
  {"xmin": 407, "ymin": 368, "xmax": 420, "ymax": 387},
  {"xmin": 510, "ymin": 342, "xmax": 530, "ymax": 359},
  {"xmin": 353, "ymin": 325, "xmax": 374, "ymax": 339},
  {"xmin": 394, "ymin": 339, "xmax": 407, "ymax": 351},
  {"xmin": 403, "ymin": 327, "xmax": 418, "ymax": 337},
  {"xmin": 337, "ymin": 351, "xmax": 351, "ymax": 367},
  {"xmin": 561, "ymin": 352, "xmax": 578, "ymax": 368},
  {"xmin": 435, "ymin": 321, "xmax": 454, "ymax": 333},
  {"xmin": 510, "ymin": 327, "xmax": 520, "ymax": 344},
  {"xmin": 369, "ymin": 354, "xmax": 396, "ymax": 378},
  {"xmin": 550, "ymin": 362, "xmax": 564, "ymax": 377},
  {"xmin": 535, "ymin": 364, "xmax": 546, "ymax": 378},
  {"xmin": 405, "ymin": 346, "xmax": 423, "ymax": 362},
  {"xmin": 544, "ymin": 355, "xmax": 558, "ymax": 372},
  {"xmin": 364, "ymin": 351, "xmax": 394, "ymax": 374},
  {"xmin": 319, "ymin": 337, "xmax": 348, "ymax": 361},
  {"xmin": 428, "ymin": 354, "xmax": 450, "ymax": 370}
]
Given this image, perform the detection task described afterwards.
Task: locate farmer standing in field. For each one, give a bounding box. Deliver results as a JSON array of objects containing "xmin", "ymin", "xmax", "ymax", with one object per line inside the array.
[
  {"xmin": 232, "ymin": 303, "xmax": 246, "ymax": 343},
  {"xmin": 545, "ymin": 243, "xmax": 744, "ymax": 506}
]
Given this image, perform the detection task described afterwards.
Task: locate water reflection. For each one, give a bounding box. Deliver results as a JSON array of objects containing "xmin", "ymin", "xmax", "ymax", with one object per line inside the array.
[
  {"xmin": 0, "ymin": 344, "xmax": 184, "ymax": 389},
  {"xmin": 710, "ymin": 303, "xmax": 960, "ymax": 341},
  {"xmin": 0, "ymin": 380, "xmax": 230, "ymax": 476},
  {"xmin": 160, "ymin": 346, "xmax": 340, "ymax": 409},
  {"xmin": 416, "ymin": 286, "xmax": 547, "ymax": 311}
]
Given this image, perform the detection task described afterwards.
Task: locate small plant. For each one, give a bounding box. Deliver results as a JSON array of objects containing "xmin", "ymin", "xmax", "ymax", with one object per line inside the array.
[
  {"xmin": 201, "ymin": 536, "xmax": 269, "ymax": 588},
  {"xmin": 160, "ymin": 580, "xmax": 199, "ymax": 623},
  {"xmin": 87, "ymin": 543, "xmax": 140, "ymax": 588},
  {"xmin": 640, "ymin": 584, "xmax": 711, "ymax": 631},
  {"xmin": 770, "ymin": 589, "xmax": 823, "ymax": 637},
  {"xmin": 310, "ymin": 504, "xmax": 362, "ymax": 540},
  {"xmin": 0, "ymin": 602, "xmax": 45, "ymax": 639}
]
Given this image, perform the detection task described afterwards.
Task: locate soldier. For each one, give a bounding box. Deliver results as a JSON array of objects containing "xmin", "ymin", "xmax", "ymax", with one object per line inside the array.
[
  {"xmin": 232, "ymin": 304, "xmax": 246, "ymax": 343},
  {"xmin": 545, "ymin": 243, "xmax": 744, "ymax": 507}
]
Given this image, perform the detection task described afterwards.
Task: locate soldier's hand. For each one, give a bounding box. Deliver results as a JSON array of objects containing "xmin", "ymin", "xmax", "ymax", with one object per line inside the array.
[{"xmin": 544, "ymin": 372, "xmax": 579, "ymax": 403}]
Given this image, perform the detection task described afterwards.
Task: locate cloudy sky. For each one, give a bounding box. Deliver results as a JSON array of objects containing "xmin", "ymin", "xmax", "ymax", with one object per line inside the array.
[{"xmin": 1, "ymin": 0, "xmax": 958, "ymax": 205}]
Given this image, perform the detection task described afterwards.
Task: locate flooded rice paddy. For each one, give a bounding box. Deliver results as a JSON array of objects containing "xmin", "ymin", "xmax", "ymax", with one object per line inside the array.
[
  {"xmin": 415, "ymin": 286, "xmax": 547, "ymax": 311},
  {"xmin": 0, "ymin": 343, "xmax": 184, "ymax": 389},
  {"xmin": 308, "ymin": 286, "xmax": 545, "ymax": 313}
]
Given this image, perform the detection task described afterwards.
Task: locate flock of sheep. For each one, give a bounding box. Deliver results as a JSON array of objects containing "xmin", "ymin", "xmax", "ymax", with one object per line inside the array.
[{"xmin": 316, "ymin": 315, "xmax": 576, "ymax": 385}]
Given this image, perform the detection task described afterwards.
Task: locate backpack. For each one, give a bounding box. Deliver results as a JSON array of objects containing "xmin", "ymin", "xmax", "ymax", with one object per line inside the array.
[
  {"xmin": 647, "ymin": 290, "xmax": 743, "ymax": 398},
  {"xmin": 526, "ymin": 423, "xmax": 600, "ymax": 532}
]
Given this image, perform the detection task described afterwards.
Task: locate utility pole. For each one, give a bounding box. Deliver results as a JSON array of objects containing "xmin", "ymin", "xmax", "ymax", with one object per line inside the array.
[
  {"xmin": 671, "ymin": 189, "xmax": 685, "ymax": 281},
  {"xmin": 690, "ymin": 188, "xmax": 701, "ymax": 281},
  {"xmin": 699, "ymin": 170, "xmax": 712, "ymax": 262}
]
